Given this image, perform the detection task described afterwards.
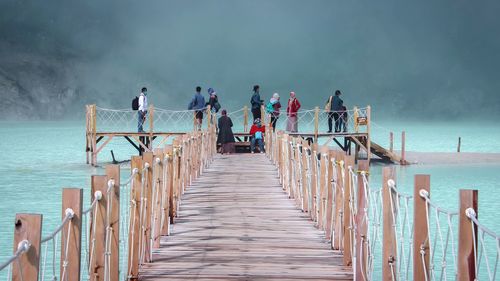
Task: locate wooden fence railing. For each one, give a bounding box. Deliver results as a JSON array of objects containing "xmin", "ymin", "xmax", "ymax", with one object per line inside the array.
[
  {"xmin": 0, "ymin": 128, "xmax": 216, "ymax": 281},
  {"xmin": 266, "ymin": 130, "xmax": 492, "ymax": 281}
]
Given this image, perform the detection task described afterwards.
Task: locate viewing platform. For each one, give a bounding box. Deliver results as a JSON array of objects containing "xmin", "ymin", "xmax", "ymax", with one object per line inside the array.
[{"xmin": 85, "ymin": 104, "xmax": 401, "ymax": 166}]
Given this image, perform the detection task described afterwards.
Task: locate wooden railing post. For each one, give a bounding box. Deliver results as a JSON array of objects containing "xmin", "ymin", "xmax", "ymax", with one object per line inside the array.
[
  {"xmin": 457, "ymin": 189, "xmax": 478, "ymax": 281},
  {"xmin": 343, "ymin": 154, "xmax": 355, "ymax": 266},
  {"xmin": 413, "ymin": 175, "xmax": 430, "ymax": 281},
  {"xmin": 382, "ymin": 166, "xmax": 397, "ymax": 280},
  {"xmin": 152, "ymin": 149, "xmax": 164, "ymax": 249},
  {"xmin": 12, "ymin": 214, "xmax": 43, "ymax": 281},
  {"xmin": 332, "ymin": 151, "xmax": 344, "ymax": 250},
  {"xmin": 128, "ymin": 156, "xmax": 143, "ymax": 280},
  {"xmin": 314, "ymin": 106, "xmax": 319, "ymax": 143},
  {"xmin": 90, "ymin": 175, "xmax": 108, "ymax": 281},
  {"xmin": 401, "ymin": 131, "xmax": 406, "ymax": 165},
  {"xmin": 318, "ymin": 146, "xmax": 328, "ymax": 230},
  {"xmin": 355, "ymin": 160, "xmax": 369, "ymax": 278},
  {"xmin": 142, "ymin": 152, "xmax": 154, "ymax": 263},
  {"xmin": 389, "ymin": 132, "xmax": 394, "ymax": 152},
  {"xmin": 366, "ymin": 105, "xmax": 371, "ymax": 163},
  {"xmin": 161, "ymin": 146, "xmax": 173, "ymax": 236},
  {"xmin": 105, "ymin": 165, "xmax": 120, "ymax": 281},
  {"xmin": 243, "ymin": 105, "xmax": 249, "ymax": 132},
  {"xmin": 61, "ymin": 188, "xmax": 83, "ymax": 281}
]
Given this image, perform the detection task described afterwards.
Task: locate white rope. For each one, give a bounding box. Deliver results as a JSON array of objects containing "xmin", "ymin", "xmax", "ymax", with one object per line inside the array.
[
  {"xmin": 0, "ymin": 240, "xmax": 30, "ymax": 280},
  {"xmin": 467, "ymin": 208, "xmax": 500, "ymax": 281}
]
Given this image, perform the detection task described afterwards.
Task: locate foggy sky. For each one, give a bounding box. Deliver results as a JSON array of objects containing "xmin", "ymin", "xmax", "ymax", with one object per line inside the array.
[{"xmin": 1, "ymin": 0, "xmax": 499, "ymax": 120}]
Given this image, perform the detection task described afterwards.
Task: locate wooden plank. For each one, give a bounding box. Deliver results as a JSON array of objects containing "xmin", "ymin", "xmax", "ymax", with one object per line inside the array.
[
  {"xmin": 60, "ymin": 188, "xmax": 83, "ymax": 281},
  {"xmin": 382, "ymin": 167, "xmax": 397, "ymax": 281},
  {"xmin": 413, "ymin": 175, "xmax": 430, "ymax": 281},
  {"xmin": 105, "ymin": 165, "xmax": 120, "ymax": 281},
  {"xmin": 457, "ymin": 189, "xmax": 478, "ymax": 281},
  {"xmin": 12, "ymin": 214, "xmax": 43, "ymax": 281},
  {"xmin": 90, "ymin": 175, "xmax": 107, "ymax": 281},
  {"xmin": 139, "ymin": 154, "xmax": 352, "ymax": 280}
]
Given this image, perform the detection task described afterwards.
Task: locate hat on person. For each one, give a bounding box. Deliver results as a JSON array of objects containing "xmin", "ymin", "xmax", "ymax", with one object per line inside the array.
[
  {"xmin": 208, "ymin": 88, "xmax": 215, "ymax": 95},
  {"xmin": 273, "ymin": 93, "xmax": 279, "ymax": 99}
]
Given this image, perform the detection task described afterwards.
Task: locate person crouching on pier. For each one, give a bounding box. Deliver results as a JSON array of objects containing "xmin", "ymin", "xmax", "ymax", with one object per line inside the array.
[
  {"xmin": 249, "ymin": 118, "xmax": 265, "ymax": 153},
  {"xmin": 286, "ymin": 91, "xmax": 301, "ymax": 133},
  {"xmin": 138, "ymin": 87, "xmax": 148, "ymax": 132},
  {"xmin": 217, "ymin": 109, "xmax": 235, "ymax": 154},
  {"xmin": 267, "ymin": 93, "xmax": 281, "ymax": 131},
  {"xmin": 326, "ymin": 90, "xmax": 343, "ymax": 133},
  {"xmin": 188, "ymin": 86, "xmax": 206, "ymax": 131}
]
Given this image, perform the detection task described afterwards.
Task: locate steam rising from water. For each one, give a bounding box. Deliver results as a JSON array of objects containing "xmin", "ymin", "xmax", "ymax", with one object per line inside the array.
[{"xmin": 0, "ymin": 0, "xmax": 499, "ymax": 120}]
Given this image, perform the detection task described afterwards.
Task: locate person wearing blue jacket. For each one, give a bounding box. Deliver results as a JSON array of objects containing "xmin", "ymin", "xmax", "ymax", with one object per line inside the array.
[{"xmin": 188, "ymin": 86, "xmax": 206, "ymax": 130}]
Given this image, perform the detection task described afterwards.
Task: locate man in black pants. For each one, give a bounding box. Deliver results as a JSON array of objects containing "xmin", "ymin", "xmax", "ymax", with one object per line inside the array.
[
  {"xmin": 326, "ymin": 90, "xmax": 344, "ymax": 133},
  {"xmin": 250, "ymin": 85, "xmax": 263, "ymax": 120}
]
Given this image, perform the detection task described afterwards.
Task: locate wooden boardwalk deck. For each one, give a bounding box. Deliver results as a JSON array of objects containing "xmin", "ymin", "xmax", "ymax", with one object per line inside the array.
[{"xmin": 139, "ymin": 154, "xmax": 353, "ymax": 280}]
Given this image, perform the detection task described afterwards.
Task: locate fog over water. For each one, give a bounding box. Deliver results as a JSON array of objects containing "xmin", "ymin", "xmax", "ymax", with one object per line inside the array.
[{"xmin": 1, "ymin": 0, "xmax": 499, "ymax": 120}]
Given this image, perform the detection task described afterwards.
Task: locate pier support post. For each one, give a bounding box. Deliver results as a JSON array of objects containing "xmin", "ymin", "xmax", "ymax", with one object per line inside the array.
[
  {"xmin": 105, "ymin": 165, "xmax": 120, "ymax": 281},
  {"xmin": 243, "ymin": 106, "xmax": 249, "ymax": 132},
  {"xmin": 401, "ymin": 131, "xmax": 406, "ymax": 165},
  {"xmin": 382, "ymin": 167, "xmax": 397, "ymax": 281},
  {"xmin": 457, "ymin": 189, "xmax": 478, "ymax": 281},
  {"xmin": 61, "ymin": 188, "xmax": 83, "ymax": 281},
  {"xmin": 366, "ymin": 105, "xmax": 371, "ymax": 163},
  {"xmin": 11, "ymin": 214, "xmax": 43, "ymax": 281},
  {"xmin": 413, "ymin": 175, "xmax": 430, "ymax": 281},
  {"xmin": 390, "ymin": 132, "xmax": 394, "ymax": 152}
]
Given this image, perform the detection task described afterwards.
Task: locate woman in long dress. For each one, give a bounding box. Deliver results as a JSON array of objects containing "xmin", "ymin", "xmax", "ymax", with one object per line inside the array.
[
  {"xmin": 286, "ymin": 91, "xmax": 301, "ymax": 132},
  {"xmin": 217, "ymin": 109, "xmax": 235, "ymax": 154}
]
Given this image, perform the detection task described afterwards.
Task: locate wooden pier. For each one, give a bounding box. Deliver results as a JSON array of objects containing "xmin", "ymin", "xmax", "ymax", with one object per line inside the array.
[
  {"xmin": 1, "ymin": 125, "xmax": 494, "ymax": 281},
  {"xmin": 140, "ymin": 154, "xmax": 352, "ymax": 280}
]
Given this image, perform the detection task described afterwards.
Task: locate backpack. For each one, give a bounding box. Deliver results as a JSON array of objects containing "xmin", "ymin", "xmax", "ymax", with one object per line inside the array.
[
  {"xmin": 132, "ymin": 96, "xmax": 139, "ymax": 110},
  {"xmin": 265, "ymin": 102, "xmax": 274, "ymax": 114}
]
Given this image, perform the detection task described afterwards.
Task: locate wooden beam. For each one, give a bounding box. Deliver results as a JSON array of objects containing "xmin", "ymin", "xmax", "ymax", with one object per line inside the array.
[
  {"xmin": 382, "ymin": 167, "xmax": 397, "ymax": 281},
  {"xmin": 90, "ymin": 175, "xmax": 107, "ymax": 281},
  {"xmin": 355, "ymin": 160, "xmax": 369, "ymax": 278},
  {"xmin": 105, "ymin": 165, "xmax": 120, "ymax": 281},
  {"xmin": 128, "ymin": 156, "xmax": 142, "ymax": 280},
  {"xmin": 12, "ymin": 214, "xmax": 43, "ymax": 281},
  {"xmin": 124, "ymin": 136, "xmax": 141, "ymax": 153},
  {"xmin": 413, "ymin": 175, "xmax": 430, "ymax": 281},
  {"xmin": 132, "ymin": 136, "xmax": 152, "ymax": 153},
  {"xmin": 60, "ymin": 188, "xmax": 83, "ymax": 281},
  {"xmin": 142, "ymin": 152, "xmax": 154, "ymax": 263},
  {"xmin": 457, "ymin": 189, "xmax": 478, "ymax": 281},
  {"xmin": 343, "ymin": 154, "xmax": 355, "ymax": 266}
]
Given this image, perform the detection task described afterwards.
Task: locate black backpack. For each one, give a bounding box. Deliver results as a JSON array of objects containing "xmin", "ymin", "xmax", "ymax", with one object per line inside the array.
[{"xmin": 132, "ymin": 96, "xmax": 139, "ymax": 110}]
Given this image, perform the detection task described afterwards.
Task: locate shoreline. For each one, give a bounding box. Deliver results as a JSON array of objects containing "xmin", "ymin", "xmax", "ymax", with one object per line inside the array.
[{"xmin": 398, "ymin": 151, "xmax": 500, "ymax": 165}]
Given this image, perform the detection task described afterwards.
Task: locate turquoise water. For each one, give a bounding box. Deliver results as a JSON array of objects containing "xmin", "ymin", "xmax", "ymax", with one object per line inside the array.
[{"xmin": 0, "ymin": 120, "xmax": 499, "ymax": 279}]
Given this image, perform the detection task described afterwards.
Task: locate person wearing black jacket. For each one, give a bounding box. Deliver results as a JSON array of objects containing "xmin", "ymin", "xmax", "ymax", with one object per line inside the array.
[{"xmin": 250, "ymin": 85, "xmax": 263, "ymax": 121}]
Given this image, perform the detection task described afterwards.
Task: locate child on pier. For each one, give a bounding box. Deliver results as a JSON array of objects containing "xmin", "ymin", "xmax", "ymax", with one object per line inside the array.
[{"xmin": 249, "ymin": 118, "xmax": 265, "ymax": 153}]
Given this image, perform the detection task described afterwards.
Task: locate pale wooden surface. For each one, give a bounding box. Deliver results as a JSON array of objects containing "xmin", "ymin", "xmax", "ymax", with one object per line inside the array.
[{"xmin": 140, "ymin": 154, "xmax": 353, "ymax": 280}]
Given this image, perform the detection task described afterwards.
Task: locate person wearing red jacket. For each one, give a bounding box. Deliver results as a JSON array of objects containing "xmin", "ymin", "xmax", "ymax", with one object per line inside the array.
[
  {"xmin": 286, "ymin": 91, "xmax": 301, "ymax": 132},
  {"xmin": 249, "ymin": 118, "xmax": 266, "ymax": 153}
]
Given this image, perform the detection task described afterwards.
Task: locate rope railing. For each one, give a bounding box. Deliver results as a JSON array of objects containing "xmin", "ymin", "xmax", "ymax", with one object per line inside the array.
[
  {"xmin": 265, "ymin": 130, "xmax": 497, "ymax": 281},
  {"xmin": 467, "ymin": 208, "xmax": 500, "ymax": 281},
  {"xmin": 2, "ymin": 127, "xmax": 217, "ymax": 281}
]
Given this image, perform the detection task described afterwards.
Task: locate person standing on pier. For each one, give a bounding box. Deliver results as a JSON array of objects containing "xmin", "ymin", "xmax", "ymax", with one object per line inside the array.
[
  {"xmin": 267, "ymin": 93, "xmax": 281, "ymax": 131},
  {"xmin": 286, "ymin": 91, "xmax": 301, "ymax": 133},
  {"xmin": 138, "ymin": 87, "xmax": 148, "ymax": 132},
  {"xmin": 250, "ymin": 85, "xmax": 264, "ymax": 121},
  {"xmin": 326, "ymin": 90, "xmax": 343, "ymax": 133},
  {"xmin": 188, "ymin": 86, "xmax": 206, "ymax": 130},
  {"xmin": 217, "ymin": 109, "xmax": 236, "ymax": 154}
]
